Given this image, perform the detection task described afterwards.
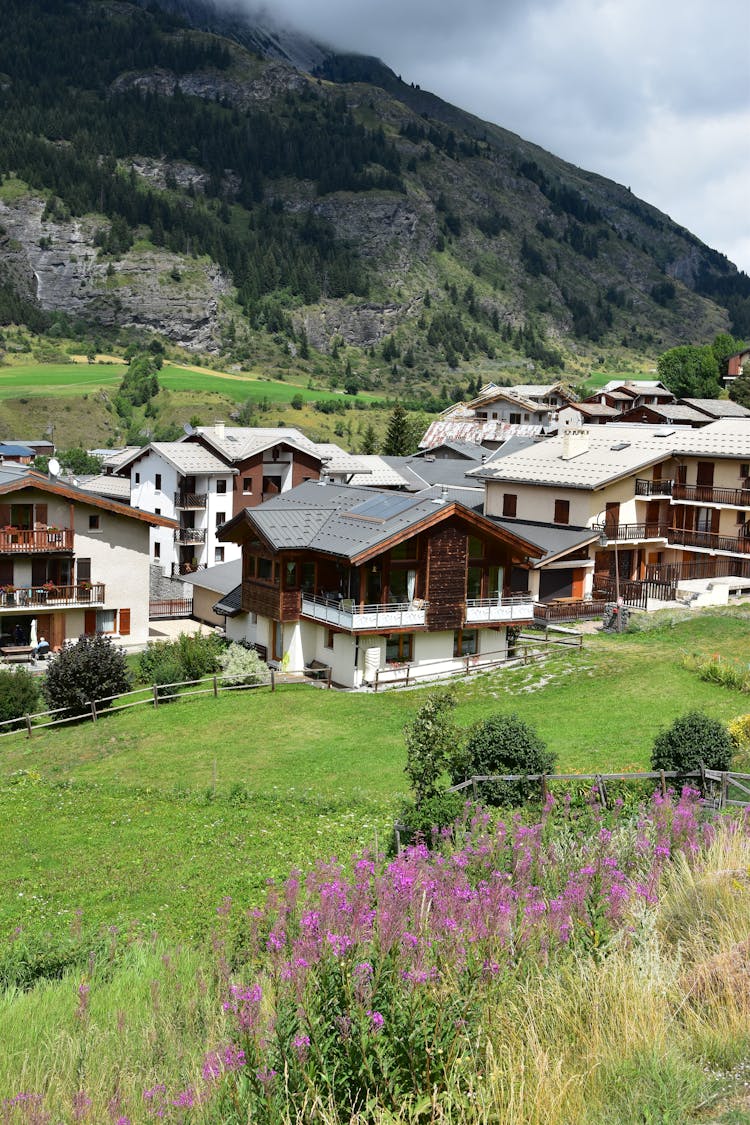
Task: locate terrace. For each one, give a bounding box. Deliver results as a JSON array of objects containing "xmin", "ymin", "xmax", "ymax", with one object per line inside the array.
[
  {"xmin": 465, "ymin": 594, "xmax": 536, "ymax": 623},
  {"xmin": 634, "ymin": 478, "xmax": 674, "ymax": 497},
  {"xmin": 667, "ymin": 527, "xmax": 750, "ymax": 555},
  {"xmin": 173, "ymin": 492, "xmax": 207, "ymax": 509},
  {"xmin": 0, "ymin": 527, "xmax": 73, "ymax": 553},
  {"xmin": 174, "ymin": 527, "xmax": 206, "ymax": 544},
  {"xmin": 0, "ymin": 583, "xmax": 105, "ymax": 609},
  {"xmin": 672, "ymin": 483, "xmax": 750, "ymax": 508},
  {"xmin": 301, "ymin": 594, "xmax": 429, "ymax": 631},
  {"xmin": 594, "ymin": 521, "xmax": 669, "ymax": 543}
]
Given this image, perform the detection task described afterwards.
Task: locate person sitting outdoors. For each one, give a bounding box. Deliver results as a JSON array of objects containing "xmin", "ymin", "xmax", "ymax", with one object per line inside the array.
[{"xmin": 35, "ymin": 637, "xmax": 50, "ymax": 660}]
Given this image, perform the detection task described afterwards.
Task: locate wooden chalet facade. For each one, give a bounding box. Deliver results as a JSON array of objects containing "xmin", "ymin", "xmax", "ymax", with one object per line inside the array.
[{"xmin": 219, "ymin": 483, "xmax": 541, "ymax": 687}]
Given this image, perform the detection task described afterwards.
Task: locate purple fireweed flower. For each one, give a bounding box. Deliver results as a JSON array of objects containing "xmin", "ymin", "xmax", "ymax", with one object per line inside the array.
[
  {"xmin": 202, "ymin": 1043, "xmax": 246, "ymax": 1082},
  {"xmin": 256, "ymin": 1068, "xmax": 277, "ymax": 1088},
  {"xmin": 293, "ymin": 1033, "xmax": 310, "ymax": 1061},
  {"xmin": 368, "ymin": 1010, "xmax": 384, "ymax": 1031},
  {"xmin": 171, "ymin": 1088, "xmax": 195, "ymax": 1109},
  {"xmin": 72, "ymin": 1091, "xmax": 92, "ymax": 1120}
]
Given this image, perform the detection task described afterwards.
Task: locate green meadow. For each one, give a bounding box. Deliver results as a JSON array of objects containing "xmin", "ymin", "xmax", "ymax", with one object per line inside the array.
[{"xmin": 2, "ymin": 608, "xmax": 749, "ymax": 948}]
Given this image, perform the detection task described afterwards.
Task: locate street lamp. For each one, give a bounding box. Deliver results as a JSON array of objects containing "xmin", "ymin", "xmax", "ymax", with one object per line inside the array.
[{"xmin": 596, "ymin": 512, "xmax": 622, "ymax": 631}]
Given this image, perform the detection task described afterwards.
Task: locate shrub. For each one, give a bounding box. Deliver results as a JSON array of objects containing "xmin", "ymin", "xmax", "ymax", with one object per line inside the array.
[
  {"xmin": 217, "ymin": 643, "xmax": 268, "ymax": 686},
  {"xmin": 397, "ymin": 791, "xmax": 467, "ymax": 846},
  {"xmin": 43, "ymin": 634, "xmax": 132, "ymax": 717},
  {"xmin": 728, "ymin": 714, "xmax": 750, "ymax": 755},
  {"xmin": 0, "ymin": 667, "xmax": 41, "ymax": 729},
  {"xmin": 452, "ymin": 712, "xmax": 556, "ymax": 806},
  {"xmin": 403, "ymin": 687, "xmax": 458, "ymax": 807},
  {"xmin": 138, "ymin": 632, "xmax": 225, "ymax": 685},
  {"xmin": 650, "ymin": 710, "xmax": 734, "ymax": 775}
]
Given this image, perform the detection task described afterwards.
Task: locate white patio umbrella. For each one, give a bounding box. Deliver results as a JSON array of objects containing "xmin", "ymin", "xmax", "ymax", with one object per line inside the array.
[{"xmin": 29, "ymin": 618, "xmax": 37, "ymax": 648}]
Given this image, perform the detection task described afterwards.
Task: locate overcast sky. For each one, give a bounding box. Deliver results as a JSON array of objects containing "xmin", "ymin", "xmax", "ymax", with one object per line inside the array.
[{"xmin": 239, "ymin": 0, "xmax": 750, "ymax": 275}]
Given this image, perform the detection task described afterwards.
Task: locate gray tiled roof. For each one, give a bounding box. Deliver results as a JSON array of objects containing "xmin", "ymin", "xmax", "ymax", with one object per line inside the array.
[
  {"xmin": 195, "ymin": 426, "xmax": 320, "ymax": 461},
  {"xmin": 221, "ymin": 481, "xmax": 539, "ymax": 560},
  {"xmin": 213, "ymin": 584, "xmax": 244, "ymax": 616},
  {"xmin": 680, "ymin": 398, "xmax": 750, "ymax": 418},
  {"xmin": 488, "ymin": 518, "xmax": 599, "ymax": 564},
  {"xmin": 181, "ymin": 558, "xmax": 241, "ymax": 594},
  {"xmin": 119, "ymin": 442, "xmax": 236, "ymax": 476},
  {"xmin": 77, "ymin": 474, "xmax": 132, "ymax": 500}
]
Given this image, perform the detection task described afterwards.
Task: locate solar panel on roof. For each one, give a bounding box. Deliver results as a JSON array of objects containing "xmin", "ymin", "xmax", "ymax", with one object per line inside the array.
[{"xmin": 343, "ymin": 493, "xmax": 421, "ymax": 522}]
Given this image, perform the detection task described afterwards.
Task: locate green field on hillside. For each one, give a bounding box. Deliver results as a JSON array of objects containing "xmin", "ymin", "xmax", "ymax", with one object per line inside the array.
[
  {"xmin": 0, "ymin": 359, "xmax": 376, "ymax": 406},
  {"xmin": 2, "ymin": 608, "xmax": 750, "ymax": 949}
]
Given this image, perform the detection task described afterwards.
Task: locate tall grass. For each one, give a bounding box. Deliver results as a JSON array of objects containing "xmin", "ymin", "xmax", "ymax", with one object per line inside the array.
[{"xmin": 3, "ymin": 795, "xmax": 750, "ymax": 1123}]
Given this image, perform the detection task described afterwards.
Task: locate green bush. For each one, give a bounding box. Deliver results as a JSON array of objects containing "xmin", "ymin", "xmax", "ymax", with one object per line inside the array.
[
  {"xmin": 397, "ymin": 791, "xmax": 467, "ymax": 846},
  {"xmin": 451, "ymin": 712, "xmax": 556, "ymax": 806},
  {"xmin": 217, "ymin": 642, "xmax": 268, "ymax": 686},
  {"xmin": 403, "ymin": 687, "xmax": 458, "ymax": 807},
  {"xmin": 43, "ymin": 635, "xmax": 132, "ymax": 718},
  {"xmin": 138, "ymin": 632, "xmax": 225, "ymax": 685},
  {"xmin": 0, "ymin": 667, "xmax": 41, "ymax": 729},
  {"xmin": 650, "ymin": 710, "xmax": 734, "ymax": 775}
]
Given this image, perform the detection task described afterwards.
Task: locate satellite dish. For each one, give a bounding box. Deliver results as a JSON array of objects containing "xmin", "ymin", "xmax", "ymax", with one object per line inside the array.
[
  {"xmin": 183, "ymin": 423, "xmax": 195, "ymax": 436},
  {"xmin": 48, "ymin": 457, "xmax": 60, "ymax": 477}
]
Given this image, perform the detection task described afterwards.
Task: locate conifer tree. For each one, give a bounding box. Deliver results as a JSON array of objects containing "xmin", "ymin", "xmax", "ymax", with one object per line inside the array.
[{"xmin": 383, "ymin": 404, "xmax": 411, "ymax": 456}]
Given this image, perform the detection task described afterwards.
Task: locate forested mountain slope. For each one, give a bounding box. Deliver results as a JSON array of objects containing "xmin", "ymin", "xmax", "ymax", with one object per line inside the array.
[{"xmin": 0, "ymin": 0, "xmax": 747, "ymax": 395}]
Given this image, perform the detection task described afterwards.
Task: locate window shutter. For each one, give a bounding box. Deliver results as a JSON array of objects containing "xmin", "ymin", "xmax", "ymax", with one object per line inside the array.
[
  {"xmin": 35, "ymin": 503, "xmax": 47, "ymax": 527},
  {"xmin": 0, "ymin": 504, "xmax": 10, "ymax": 526},
  {"xmin": 119, "ymin": 608, "xmax": 131, "ymax": 636},
  {"xmin": 84, "ymin": 610, "xmax": 97, "ymax": 635}
]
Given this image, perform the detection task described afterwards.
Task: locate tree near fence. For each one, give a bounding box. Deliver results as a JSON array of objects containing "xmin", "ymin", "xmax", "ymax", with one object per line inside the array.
[{"xmin": 43, "ymin": 634, "xmax": 132, "ymax": 718}]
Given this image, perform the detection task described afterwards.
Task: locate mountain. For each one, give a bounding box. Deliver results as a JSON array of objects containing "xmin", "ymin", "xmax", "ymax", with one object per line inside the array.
[{"xmin": 0, "ymin": 0, "xmax": 748, "ymax": 397}]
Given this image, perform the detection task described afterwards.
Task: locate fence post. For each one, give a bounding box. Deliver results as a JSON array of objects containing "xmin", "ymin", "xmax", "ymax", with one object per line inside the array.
[
  {"xmin": 153, "ymin": 684, "xmax": 159, "ymax": 707},
  {"xmin": 270, "ymin": 670, "xmax": 275, "ymax": 692},
  {"xmin": 472, "ymin": 777, "xmax": 478, "ymax": 801},
  {"xmin": 699, "ymin": 760, "xmax": 706, "ymax": 799},
  {"xmin": 660, "ymin": 770, "xmax": 667, "ymax": 798},
  {"xmin": 541, "ymin": 773, "xmax": 549, "ymax": 803},
  {"xmin": 721, "ymin": 772, "xmax": 729, "ymax": 809},
  {"xmin": 213, "ymin": 675, "xmax": 218, "ymax": 698},
  {"xmin": 327, "ymin": 667, "xmax": 332, "ymax": 690},
  {"xmin": 25, "ymin": 714, "xmax": 32, "ymax": 739},
  {"xmin": 90, "ymin": 699, "xmax": 97, "ymax": 723}
]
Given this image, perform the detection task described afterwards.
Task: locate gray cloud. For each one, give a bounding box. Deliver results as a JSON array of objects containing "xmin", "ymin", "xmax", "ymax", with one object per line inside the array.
[{"xmin": 231, "ymin": 0, "xmax": 750, "ymax": 274}]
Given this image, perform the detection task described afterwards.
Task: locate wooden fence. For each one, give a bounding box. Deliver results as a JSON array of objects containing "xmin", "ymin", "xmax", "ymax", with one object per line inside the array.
[
  {"xmin": 446, "ymin": 768, "xmax": 750, "ymax": 809},
  {"xmin": 0, "ymin": 668, "xmax": 333, "ymax": 741},
  {"xmin": 149, "ymin": 598, "xmax": 194, "ymax": 619}
]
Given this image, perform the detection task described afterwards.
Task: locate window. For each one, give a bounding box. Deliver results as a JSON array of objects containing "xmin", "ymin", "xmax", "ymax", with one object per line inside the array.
[
  {"xmin": 386, "ymin": 633, "xmax": 413, "ymax": 663},
  {"xmin": 96, "ymin": 609, "xmax": 116, "ymax": 633},
  {"xmin": 214, "ymin": 546, "xmax": 225, "ymax": 563},
  {"xmin": 155, "ymin": 474, "xmax": 162, "ymax": 491},
  {"xmin": 154, "ymin": 542, "xmax": 161, "ymax": 559},
  {"xmin": 243, "ymin": 478, "xmax": 253, "ymax": 494},
  {"xmin": 468, "ymin": 536, "xmax": 483, "ymax": 558},
  {"xmin": 88, "ymin": 514, "xmax": 100, "ymax": 531},
  {"xmin": 216, "ymin": 479, "xmax": 227, "ymax": 494},
  {"xmin": 301, "ymin": 562, "xmax": 315, "ymax": 592},
  {"xmin": 554, "ymin": 499, "xmax": 570, "ymax": 525},
  {"xmin": 216, "ymin": 512, "xmax": 226, "ymax": 528},
  {"xmin": 453, "ymin": 629, "xmax": 478, "ymax": 657},
  {"xmin": 77, "ymin": 558, "xmax": 91, "ymax": 582},
  {"xmin": 502, "ymin": 493, "xmax": 517, "ymax": 518},
  {"xmin": 257, "ymin": 557, "xmax": 272, "ymax": 581},
  {"xmin": 325, "ymin": 629, "xmax": 335, "ymax": 650},
  {"xmin": 134, "ymin": 472, "xmax": 140, "ymax": 484},
  {"xmin": 509, "ymin": 412, "xmax": 521, "ymax": 424},
  {"xmin": 285, "ymin": 560, "xmax": 298, "ymax": 587},
  {"xmin": 155, "ymin": 507, "xmax": 161, "ymax": 516},
  {"xmin": 737, "ymin": 510, "xmax": 748, "ymax": 526},
  {"xmin": 741, "ymin": 464, "xmax": 749, "ymax": 478}
]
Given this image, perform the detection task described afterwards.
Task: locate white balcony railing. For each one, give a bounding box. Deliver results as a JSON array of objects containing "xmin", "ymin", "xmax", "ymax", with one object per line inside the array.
[
  {"xmin": 465, "ymin": 595, "xmax": 535, "ymax": 624},
  {"xmin": 301, "ymin": 594, "xmax": 428, "ymax": 631}
]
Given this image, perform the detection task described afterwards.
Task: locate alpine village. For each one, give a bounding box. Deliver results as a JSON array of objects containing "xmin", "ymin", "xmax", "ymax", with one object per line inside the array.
[{"xmin": 2, "ymin": 2, "xmax": 750, "ymax": 1122}]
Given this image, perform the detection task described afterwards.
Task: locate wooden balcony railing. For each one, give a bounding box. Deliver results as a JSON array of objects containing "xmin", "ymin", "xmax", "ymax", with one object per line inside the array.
[
  {"xmin": 634, "ymin": 478, "xmax": 674, "ymax": 497},
  {"xmin": 673, "ymin": 483, "xmax": 750, "ymax": 507},
  {"xmin": 0, "ymin": 583, "xmax": 105, "ymax": 609},
  {"xmin": 0, "ymin": 528, "xmax": 73, "ymax": 553},
  {"xmin": 174, "ymin": 492, "xmax": 207, "ymax": 509}
]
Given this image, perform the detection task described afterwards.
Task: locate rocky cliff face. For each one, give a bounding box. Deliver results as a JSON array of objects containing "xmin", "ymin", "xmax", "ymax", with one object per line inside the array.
[{"xmin": 0, "ymin": 195, "xmax": 231, "ymax": 350}]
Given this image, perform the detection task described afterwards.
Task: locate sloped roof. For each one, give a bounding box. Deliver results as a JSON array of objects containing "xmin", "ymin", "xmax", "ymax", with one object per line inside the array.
[
  {"xmin": 0, "ymin": 442, "xmax": 35, "ymax": 458},
  {"xmin": 118, "ymin": 441, "xmax": 237, "ymax": 476},
  {"xmin": 194, "ymin": 425, "xmax": 321, "ymax": 462},
  {"xmin": 679, "ymin": 398, "xmax": 750, "ymax": 419},
  {"xmin": 213, "ymin": 584, "xmax": 244, "ymax": 617},
  {"xmin": 0, "ymin": 464, "xmax": 175, "ymax": 526},
  {"xmin": 346, "ymin": 457, "xmax": 414, "ymax": 488},
  {"xmin": 181, "ymin": 558, "xmax": 241, "ymax": 594},
  {"xmin": 101, "ymin": 446, "xmax": 141, "ymax": 470},
  {"xmin": 77, "ymin": 474, "xmax": 132, "ymax": 501},
  {"xmin": 219, "ymin": 481, "xmax": 542, "ymax": 562},
  {"xmin": 487, "ymin": 518, "xmax": 600, "ymax": 566}
]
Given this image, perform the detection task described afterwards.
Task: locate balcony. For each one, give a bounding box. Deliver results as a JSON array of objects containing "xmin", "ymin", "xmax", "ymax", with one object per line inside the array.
[
  {"xmin": 174, "ymin": 527, "xmax": 206, "ymax": 544},
  {"xmin": 301, "ymin": 594, "xmax": 429, "ymax": 631},
  {"xmin": 0, "ymin": 583, "xmax": 105, "ymax": 610},
  {"xmin": 635, "ymin": 478, "xmax": 674, "ymax": 497},
  {"xmin": 465, "ymin": 595, "xmax": 535, "ymax": 624},
  {"xmin": 667, "ymin": 527, "xmax": 750, "ymax": 556},
  {"xmin": 595, "ymin": 521, "xmax": 669, "ymax": 543},
  {"xmin": 0, "ymin": 527, "xmax": 73, "ymax": 553},
  {"xmin": 174, "ymin": 492, "xmax": 207, "ymax": 509},
  {"xmin": 672, "ymin": 483, "xmax": 750, "ymax": 508}
]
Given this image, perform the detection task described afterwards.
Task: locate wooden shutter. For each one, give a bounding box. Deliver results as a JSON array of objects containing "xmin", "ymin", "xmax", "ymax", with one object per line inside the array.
[
  {"xmin": 0, "ymin": 559, "xmax": 13, "ymax": 586},
  {"xmin": 0, "ymin": 504, "xmax": 10, "ymax": 527},
  {"xmin": 34, "ymin": 503, "xmax": 47, "ymax": 527},
  {"xmin": 84, "ymin": 610, "xmax": 97, "ymax": 635},
  {"xmin": 119, "ymin": 608, "xmax": 130, "ymax": 636},
  {"xmin": 31, "ymin": 559, "xmax": 47, "ymax": 586}
]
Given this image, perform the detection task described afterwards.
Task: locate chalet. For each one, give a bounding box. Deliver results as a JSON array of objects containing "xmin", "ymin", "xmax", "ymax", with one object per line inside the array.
[
  {"xmin": 0, "ymin": 464, "xmax": 174, "ymax": 650},
  {"xmin": 472, "ymin": 420, "xmax": 750, "ymax": 608},
  {"xmin": 420, "ymin": 382, "xmax": 573, "ymax": 448},
  {"xmin": 218, "ymin": 482, "xmax": 541, "ymax": 687},
  {"xmin": 726, "ymin": 347, "xmax": 750, "ymax": 382}
]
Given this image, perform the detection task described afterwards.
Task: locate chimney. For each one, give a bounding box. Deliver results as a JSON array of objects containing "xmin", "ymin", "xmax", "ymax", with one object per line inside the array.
[
  {"xmin": 561, "ymin": 428, "xmax": 589, "ymax": 460},
  {"xmin": 214, "ymin": 420, "xmax": 225, "ymax": 441}
]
